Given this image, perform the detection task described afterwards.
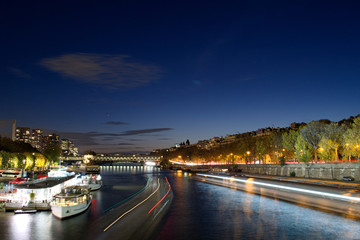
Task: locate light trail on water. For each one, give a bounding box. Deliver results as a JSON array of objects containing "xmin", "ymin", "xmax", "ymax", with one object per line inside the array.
[
  {"xmin": 147, "ymin": 177, "xmax": 171, "ymax": 215},
  {"xmin": 102, "ymin": 177, "xmax": 151, "ymax": 213},
  {"xmin": 103, "ymin": 178, "xmax": 160, "ymax": 232},
  {"xmin": 198, "ymin": 174, "xmax": 360, "ymax": 202}
]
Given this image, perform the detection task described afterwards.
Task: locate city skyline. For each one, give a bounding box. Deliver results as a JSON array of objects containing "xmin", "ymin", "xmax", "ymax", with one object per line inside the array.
[{"xmin": 2, "ymin": 1, "xmax": 360, "ymax": 153}]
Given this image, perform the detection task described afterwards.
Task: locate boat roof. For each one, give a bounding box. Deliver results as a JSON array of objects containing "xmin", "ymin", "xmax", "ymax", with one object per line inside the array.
[
  {"xmin": 16, "ymin": 176, "xmax": 75, "ymax": 189},
  {"xmin": 54, "ymin": 185, "xmax": 90, "ymax": 198}
]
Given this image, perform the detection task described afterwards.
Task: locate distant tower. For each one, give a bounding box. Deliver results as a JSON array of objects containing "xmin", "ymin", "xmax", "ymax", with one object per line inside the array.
[{"xmin": 12, "ymin": 120, "xmax": 16, "ymax": 141}]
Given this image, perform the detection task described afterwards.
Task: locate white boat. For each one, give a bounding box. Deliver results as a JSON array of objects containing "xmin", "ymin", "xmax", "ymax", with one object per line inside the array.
[
  {"xmin": 50, "ymin": 186, "xmax": 92, "ymax": 219},
  {"xmin": 82, "ymin": 174, "xmax": 102, "ymax": 191}
]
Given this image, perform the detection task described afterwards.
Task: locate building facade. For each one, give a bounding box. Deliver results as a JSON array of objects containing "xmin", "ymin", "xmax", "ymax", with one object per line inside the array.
[{"xmin": 15, "ymin": 127, "xmax": 31, "ymax": 143}]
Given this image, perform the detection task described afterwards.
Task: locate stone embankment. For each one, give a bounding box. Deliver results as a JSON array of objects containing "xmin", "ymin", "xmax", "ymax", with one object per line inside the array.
[{"xmin": 237, "ymin": 163, "xmax": 360, "ymax": 181}]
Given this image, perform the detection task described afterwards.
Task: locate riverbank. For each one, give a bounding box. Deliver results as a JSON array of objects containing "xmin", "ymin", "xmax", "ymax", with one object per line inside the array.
[{"xmin": 235, "ymin": 163, "xmax": 360, "ymax": 181}]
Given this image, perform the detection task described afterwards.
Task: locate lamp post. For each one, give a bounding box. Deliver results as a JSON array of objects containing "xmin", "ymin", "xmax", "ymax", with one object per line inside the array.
[
  {"xmin": 319, "ymin": 147, "xmax": 324, "ymax": 162},
  {"xmin": 22, "ymin": 159, "xmax": 26, "ymax": 177},
  {"xmin": 282, "ymin": 148, "xmax": 286, "ymax": 164},
  {"xmin": 246, "ymin": 151, "xmax": 250, "ymax": 164},
  {"xmin": 346, "ymin": 143, "xmax": 350, "ymax": 162}
]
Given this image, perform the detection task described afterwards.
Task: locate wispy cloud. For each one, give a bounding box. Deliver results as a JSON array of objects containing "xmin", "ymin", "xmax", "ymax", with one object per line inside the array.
[
  {"xmin": 40, "ymin": 53, "xmax": 162, "ymax": 89},
  {"xmin": 128, "ymin": 139, "xmax": 143, "ymax": 142},
  {"xmin": 106, "ymin": 121, "xmax": 128, "ymax": 125},
  {"xmin": 119, "ymin": 128, "xmax": 173, "ymax": 136},
  {"xmin": 8, "ymin": 67, "xmax": 32, "ymax": 79},
  {"xmin": 118, "ymin": 143, "xmax": 134, "ymax": 146},
  {"xmin": 158, "ymin": 137, "xmax": 172, "ymax": 141},
  {"xmin": 240, "ymin": 74, "xmax": 257, "ymax": 82},
  {"xmin": 44, "ymin": 128, "xmax": 173, "ymax": 148},
  {"xmin": 102, "ymin": 137, "xmax": 118, "ymax": 142}
]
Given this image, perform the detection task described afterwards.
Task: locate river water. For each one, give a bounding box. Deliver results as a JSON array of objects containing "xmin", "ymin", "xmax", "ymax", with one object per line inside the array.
[{"xmin": 1, "ymin": 164, "xmax": 360, "ymax": 240}]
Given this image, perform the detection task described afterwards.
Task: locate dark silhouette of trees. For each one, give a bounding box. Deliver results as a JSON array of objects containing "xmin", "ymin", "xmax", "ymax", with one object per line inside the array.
[
  {"xmin": 0, "ymin": 136, "xmax": 38, "ymax": 153},
  {"xmin": 44, "ymin": 142, "xmax": 62, "ymax": 165}
]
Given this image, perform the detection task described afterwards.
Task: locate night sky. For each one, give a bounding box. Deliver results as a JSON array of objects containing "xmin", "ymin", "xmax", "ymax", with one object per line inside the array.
[{"xmin": 1, "ymin": 1, "xmax": 360, "ymax": 153}]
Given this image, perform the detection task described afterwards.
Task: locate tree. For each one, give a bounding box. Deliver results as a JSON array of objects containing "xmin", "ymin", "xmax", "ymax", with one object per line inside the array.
[
  {"xmin": 237, "ymin": 136, "xmax": 255, "ymax": 164},
  {"xmin": 319, "ymin": 124, "xmax": 345, "ymax": 162},
  {"xmin": 0, "ymin": 151, "xmax": 10, "ymax": 169},
  {"xmin": 300, "ymin": 121, "xmax": 327, "ymax": 162},
  {"xmin": 16, "ymin": 153, "xmax": 26, "ymax": 169},
  {"xmin": 24, "ymin": 152, "xmax": 36, "ymax": 169},
  {"xmin": 0, "ymin": 136, "xmax": 39, "ymax": 153},
  {"xmin": 282, "ymin": 130, "xmax": 299, "ymax": 161},
  {"xmin": 85, "ymin": 150, "xmax": 97, "ymax": 156},
  {"xmin": 279, "ymin": 156, "xmax": 286, "ymax": 166},
  {"xmin": 343, "ymin": 116, "xmax": 360, "ymax": 161},
  {"xmin": 268, "ymin": 132, "xmax": 284, "ymax": 163},
  {"xmin": 160, "ymin": 158, "xmax": 170, "ymax": 168},
  {"xmin": 8, "ymin": 153, "xmax": 18, "ymax": 168},
  {"xmin": 255, "ymin": 138, "xmax": 267, "ymax": 164},
  {"xmin": 295, "ymin": 134, "xmax": 312, "ymax": 163},
  {"xmin": 44, "ymin": 143, "xmax": 62, "ymax": 166},
  {"xmin": 35, "ymin": 153, "xmax": 47, "ymax": 168},
  {"xmin": 319, "ymin": 138, "xmax": 334, "ymax": 162}
]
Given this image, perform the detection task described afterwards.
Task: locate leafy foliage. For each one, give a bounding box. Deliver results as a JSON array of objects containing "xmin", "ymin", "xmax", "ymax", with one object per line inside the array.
[
  {"xmin": 282, "ymin": 130, "xmax": 299, "ymax": 159},
  {"xmin": 35, "ymin": 153, "xmax": 47, "ymax": 168},
  {"xmin": 44, "ymin": 143, "xmax": 62, "ymax": 165},
  {"xmin": 279, "ymin": 156, "xmax": 286, "ymax": 166},
  {"xmin": 300, "ymin": 121, "xmax": 327, "ymax": 162},
  {"xmin": 155, "ymin": 115, "xmax": 360, "ymax": 164}
]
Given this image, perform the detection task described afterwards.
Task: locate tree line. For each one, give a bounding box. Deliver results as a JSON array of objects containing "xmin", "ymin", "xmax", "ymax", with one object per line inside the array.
[
  {"xmin": 0, "ymin": 136, "xmax": 62, "ymax": 170},
  {"xmin": 156, "ymin": 116, "xmax": 360, "ymax": 164}
]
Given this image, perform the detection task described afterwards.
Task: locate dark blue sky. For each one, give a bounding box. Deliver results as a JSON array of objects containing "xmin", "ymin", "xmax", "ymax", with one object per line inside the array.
[{"xmin": 1, "ymin": 1, "xmax": 360, "ymax": 153}]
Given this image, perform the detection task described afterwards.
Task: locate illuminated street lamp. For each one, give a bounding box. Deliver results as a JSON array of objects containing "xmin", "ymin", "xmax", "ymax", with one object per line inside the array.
[
  {"xmin": 319, "ymin": 147, "xmax": 324, "ymax": 162},
  {"xmin": 246, "ymin": 151, "xmax": 250, "ymax": 164},
  {"xmin": 346, "ymin": 143, "xmax": 351, "ymax": 162}
]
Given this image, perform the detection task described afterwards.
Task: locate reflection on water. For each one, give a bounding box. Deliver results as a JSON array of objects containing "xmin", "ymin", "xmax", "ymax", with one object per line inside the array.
[
  {"xmin": 0, "ymin": 164, "xmax": 157, "ymax": 240},
  {"xmin": 156, "ymin": 172, "xmax": 360, "ymax": 240},
  {"xmin": 1, "ymin": 165, "xmax": 360, "ymax": 240}
]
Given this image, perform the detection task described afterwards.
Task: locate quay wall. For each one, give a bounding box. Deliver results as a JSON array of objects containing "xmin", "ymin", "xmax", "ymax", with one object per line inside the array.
[{"xmin": 236, "ymin": 163, "xmax": 360, "ymax": 181}]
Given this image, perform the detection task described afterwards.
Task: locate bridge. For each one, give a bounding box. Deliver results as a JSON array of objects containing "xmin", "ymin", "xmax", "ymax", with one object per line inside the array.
[{"xmin": 61, "ymin": 155, "xmax": 161, "ymax": 164}]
